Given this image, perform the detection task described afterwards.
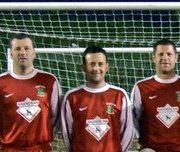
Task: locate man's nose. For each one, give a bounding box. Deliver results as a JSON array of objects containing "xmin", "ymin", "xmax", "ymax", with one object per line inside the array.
[
  {"xmin": 162, "ymin": 54, "xmax": 168, "ymax": 59},
  {"xmin": 93, "ymin": 64, "xmax": 100, "ymax": 70},
  {"xmin": 19, "ymin": 48, "xmax": 26, "ymax": 54}
]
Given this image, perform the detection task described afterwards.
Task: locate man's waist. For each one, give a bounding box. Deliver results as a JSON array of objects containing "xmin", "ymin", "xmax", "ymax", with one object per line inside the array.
[
  {"xmin": 1, "ymin": 142, "xmax": 52, "ymax": 152},
  {"xmin": 141, "ymin": 144, "xmax": 180, "ymax": 152}
]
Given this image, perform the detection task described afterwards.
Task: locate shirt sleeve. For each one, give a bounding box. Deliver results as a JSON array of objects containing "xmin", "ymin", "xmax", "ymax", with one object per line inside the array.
[
  {"xmin": 120, "ymin": 90, "xmax": 134, "ymax": 152},
  {"xmin": 50, "ymin": 79, "xmax": 62, "ymax": 133},
  {"xmin": 130, "ymin": 83, "xmax": 142, "ymax": 138},
  {"xmin": 61, "ymin": 92, "xmax": 73, "ymax": 152}
]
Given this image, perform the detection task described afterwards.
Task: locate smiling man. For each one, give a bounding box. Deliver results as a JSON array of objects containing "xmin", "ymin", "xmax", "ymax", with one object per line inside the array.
[
  {"xmin": 61, "ymin": 46, "xmax": 134, "ymax": 152},
  {"xmin": 131, "ymin": 39, "xmax": 180, "ymax": 152}
]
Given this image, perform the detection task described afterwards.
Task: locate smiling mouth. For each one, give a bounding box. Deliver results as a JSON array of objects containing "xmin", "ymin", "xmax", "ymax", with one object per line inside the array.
[
  {"xmin": 19, "ymin": 58, "xmax": 27, "ymax": 62},
  {"xmin": 93, "ymin": 73, "xmax": 101, "ymax": 76},
  {"xmin": 161, "ymin": 63, "xmax": 169, "ymax": 65},
  {"xmin": 160, "ymin": 63, "xmax": 170, "ymax": 68}
]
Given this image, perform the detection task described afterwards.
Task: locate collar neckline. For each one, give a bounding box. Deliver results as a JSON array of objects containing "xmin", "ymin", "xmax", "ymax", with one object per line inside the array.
[
  {"xmin": 83, "ymin": 83, "xmax": 109, "ymax": 93},
  {"xmin": 10, "ymin": 68, "xmax": 37, "ymax": 80},
  {"xmin": 154, "ymin": 74, "xmax": 179, "ymax": 83}
]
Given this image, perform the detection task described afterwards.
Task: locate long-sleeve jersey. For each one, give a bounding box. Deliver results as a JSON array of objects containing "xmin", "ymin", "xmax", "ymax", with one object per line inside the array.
[
  {"xmin": 61, "ymin": 83, "xmax": 134, "ymax": 152},
  {"xmin": 131, "ymin": 75, "xmax": 180, "ymax": 151},
  {"xmin": 0, "ymin": 69, "xmax": 61, "ymax": 149}
]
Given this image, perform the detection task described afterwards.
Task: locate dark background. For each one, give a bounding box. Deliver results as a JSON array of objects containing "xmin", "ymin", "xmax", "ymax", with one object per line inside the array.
[{"xmin": 0, "ymin": 0, "xmax": 179, "ymax": 2}]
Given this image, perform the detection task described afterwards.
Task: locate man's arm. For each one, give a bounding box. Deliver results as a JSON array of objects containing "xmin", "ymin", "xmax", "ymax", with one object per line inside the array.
[
  {"xmin": 121, "ymin": 91, "xmax": 134, "ymax": 152},
  {"xmin": 130, "ymin": 84, "xmax": 142, "ymax": 138},
  {"xmin": 61, "ymin": 93, "xmax": 73, "ymax": 152},
  {"xmin": 50, "ymin": 79, "xmax": 62, "ymax": 132}
]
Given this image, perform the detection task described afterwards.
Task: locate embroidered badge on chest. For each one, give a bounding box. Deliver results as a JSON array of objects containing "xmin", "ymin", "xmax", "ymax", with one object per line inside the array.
[
  {"xmin": 176, "ymin": 91, "xmax": 180, "ymax": 102},
  {"xmin": 16, "ymin": 97, "xmax": 41, "ymax": 123},
  {"xmin": 106, "ymin": 103, "xmax": 116, "ymax": 114},
  {"xmin": 35, "ymin": 85, "xmax": 46, "ymax": 97},
  {"xmin": 85, "ymin": 116, "xmax": 110, "ymax": 141},
  {"xmin": 156, "ymin": 104, "xmax": 180, "ymax": 128}
]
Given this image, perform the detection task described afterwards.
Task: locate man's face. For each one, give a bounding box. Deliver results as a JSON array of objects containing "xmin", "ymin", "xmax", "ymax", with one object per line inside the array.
[
  {"xmin": 152, "ymin": 44, "xmax": 178, "ymax": 75},
  {"xmin": 10, "ymin": 38, "xmax": 35, "ymax": 70},
  {"xmin": 83, "ymin": 52, "xmax": 109, "ymax": 88}
]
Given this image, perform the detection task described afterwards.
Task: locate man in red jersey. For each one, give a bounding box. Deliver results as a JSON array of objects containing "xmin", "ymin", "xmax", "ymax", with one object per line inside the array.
[
  {"xmin": 61, "ymin": 46, "xmax": 134, "ymax": 152},
  {"xmin": 0, "ymin": 33, "xmax": 61, "ymax": 152},
  {"xmin": 131, "ymin": 39, "xmax": 180, "ymax": 152}
]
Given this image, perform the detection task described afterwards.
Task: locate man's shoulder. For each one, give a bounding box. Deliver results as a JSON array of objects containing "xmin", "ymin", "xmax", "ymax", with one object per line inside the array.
[
  {"xmin": 136, "ymin": 76, "xmax": 154, "ymax": 85},
  {"xmin": 108, "ymin": 84, "xmax": 126, "ymax": 92},
  {"xmin": 67, "ymin": 85, "xmax": 84, "ymax": 94},
  {"xmin": 106, "ymin": 84, "xmax": 129, "ymax": 98},
  {"xmin": 0, "ymin": 71, "xmax": 10, "ymax": 79},
  {"xmin": 35, "ymin": 69, "xmax": 57, "ymax": 79},
  {"xmin": 64, "ymin": 85, "xmax": 84, "ymax": 99},
  {"xmin": 0, "ymin": 72, "xmax": 12, "ymax": 87}
]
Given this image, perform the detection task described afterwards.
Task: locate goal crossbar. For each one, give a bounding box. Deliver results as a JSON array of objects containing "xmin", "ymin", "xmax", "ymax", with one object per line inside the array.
[
  {"xmin": 8, "ymin": 47, "xmax": 154, "ymax": 53},
  {"xmin": 1, "ymin": 2, "xmax": 180, "ymax": 10},
  {"xmin": 9, "ymin": 47, "xmax": 154, "ymax": 72},
  {"xmin": 7, "ymin": 47, "xmax": 180, "ymax": 72}
]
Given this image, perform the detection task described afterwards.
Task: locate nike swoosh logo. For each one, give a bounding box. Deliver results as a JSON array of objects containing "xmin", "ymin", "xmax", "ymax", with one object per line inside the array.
[
  {"xmin": 79, "ymin": 107, "xmax": 87, "ymax": 111},
  {"xmin": 149, "ymin": 95, "xmax": 157, "ymax": 100},
  {"xmin": 5, "ymin": 93, "xmax": 14, "ymax": 98}
]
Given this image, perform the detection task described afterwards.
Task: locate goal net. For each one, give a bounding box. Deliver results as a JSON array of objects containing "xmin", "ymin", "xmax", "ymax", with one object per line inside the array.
[{"xmin": 1, "ymin": 2, "xmax": 180, "ymax": 151}]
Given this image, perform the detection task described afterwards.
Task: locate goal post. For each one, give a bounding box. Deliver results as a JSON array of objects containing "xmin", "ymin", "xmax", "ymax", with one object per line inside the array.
[{"xmin": 2, "ymin": 2, "xmax": 180, "ymax": 151}]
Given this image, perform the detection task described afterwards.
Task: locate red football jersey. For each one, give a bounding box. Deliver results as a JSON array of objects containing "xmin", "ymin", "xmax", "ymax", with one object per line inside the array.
[
  {"xmin": 0, "ymin": 69, "xmax": 61, "ymax": 150},
  {"xmin": 131, "ymin": 75, "xmax": 180, "ymax": 151},
  {"xmin": 61, "ymin": 84, "xmax": 134, "ymax": 152}
]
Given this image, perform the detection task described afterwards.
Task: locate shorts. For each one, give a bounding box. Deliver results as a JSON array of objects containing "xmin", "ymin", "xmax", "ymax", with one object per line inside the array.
[
  {"xmin": 140, "ymin": 145, "xmax": 180, "ymax": 152},
  {"xmin": 1, "ymin": 142, "xmax": 52, "ymax": 152}
]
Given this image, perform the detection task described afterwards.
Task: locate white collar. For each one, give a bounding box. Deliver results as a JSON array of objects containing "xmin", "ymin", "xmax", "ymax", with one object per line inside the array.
[
  {"xmin": 154, "ymin": 74, "xmax": 179, "ymax": 83},
  {"xmin": 83, "ymin": 83, "xmax": 110, "ymax": 93},
  {"xmin": 10, "ymin": 68, "xmax": 38, "ymax": 80}
]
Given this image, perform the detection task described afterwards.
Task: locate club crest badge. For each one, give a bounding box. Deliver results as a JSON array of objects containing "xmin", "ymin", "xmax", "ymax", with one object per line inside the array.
[
  {"xmin": 35, "ymin": 85, "xmax": 46, "ymax": 97},
  {"xmin": 176, "ymin": 91, "xmax": 180, "ymax": 102},
  {"xmin": 106, "ymin": 103, "xmax": 116, "ymax": 114}
]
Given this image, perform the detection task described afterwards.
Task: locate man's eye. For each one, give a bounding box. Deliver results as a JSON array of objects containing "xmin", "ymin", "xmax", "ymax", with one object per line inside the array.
[
  {"xmin": 99, "ymin": 63, "xmax": 103, "ymax": 66},
  {"xmin": 15, "ymin": 48, "xmax": 21, "ymax": 51},
  {"xmin": 25, "ymin": 47, "xmax": 31, "ymax": 51},
  {"xmin": 91, "ymin": 63, "xmax": 96, "ymax": 66},
  {"xmin": 167, "ymin": 53, "xmax": 172, "ymax": 56}
]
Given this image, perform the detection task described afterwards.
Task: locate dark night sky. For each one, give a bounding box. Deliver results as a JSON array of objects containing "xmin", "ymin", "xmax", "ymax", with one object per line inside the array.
[{"xmin": 0, "ymin": 0, "xmax": 179, "ymax": 2}]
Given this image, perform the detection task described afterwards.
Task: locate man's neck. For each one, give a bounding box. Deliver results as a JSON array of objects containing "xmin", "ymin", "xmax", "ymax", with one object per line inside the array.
[
  {"xmin": 156, "ymin": 72, "xmax": 176, "ymax": 80},
  {"xmin": 86, "ymin": 81, "xmax": 106, "ymax": 89},
  {"xmin": 13, "ymin": 67, "xmax": 34, "ymax": 75}
]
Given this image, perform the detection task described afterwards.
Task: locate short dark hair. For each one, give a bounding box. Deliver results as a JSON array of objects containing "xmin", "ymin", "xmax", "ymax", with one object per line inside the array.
[
  {"xmin": 153, "ymin": 39, "xmax": 177, "ymax": 55},
  {"xmin": 9, "ymin": 33, "xmax": 35, "ymax": 48},
  {"xmin": 82, "ymin": 46, "xmax": 108, "ymax": 64}
]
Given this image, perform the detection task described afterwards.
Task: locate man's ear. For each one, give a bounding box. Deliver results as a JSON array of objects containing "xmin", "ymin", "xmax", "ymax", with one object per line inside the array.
[
  {"xmin": 33, "ymin": 49, "xmax": 36, "ymax": 59},
  {"xmin": 152, "ymin": 54, "xmax": 155, "ymax": 63},
  {"xmin": 106, "ymin": 62, "xmax": 109, "ymax": 72},
  {"xmin": 81, "ymin": 64, "xmax": 86, "ymax": 72},
  {"xmin": 175, "ymin": 54, "xmax": 178, "ymax": 63},
  {"xmin": 10, "ymin": 50, "xmax": 13, "ymax": 59}
]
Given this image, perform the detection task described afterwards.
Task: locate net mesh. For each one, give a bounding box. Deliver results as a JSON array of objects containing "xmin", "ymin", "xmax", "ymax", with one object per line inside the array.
[{"xmin": 1, "ymin": 9, "xmax": 180, "ymax": 151}]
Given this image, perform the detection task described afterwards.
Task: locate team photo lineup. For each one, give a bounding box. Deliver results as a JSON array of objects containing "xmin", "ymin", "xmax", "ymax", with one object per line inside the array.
[{"xmin": 0, "ymin": 2, "xmax": 179, "ymax": 152}]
